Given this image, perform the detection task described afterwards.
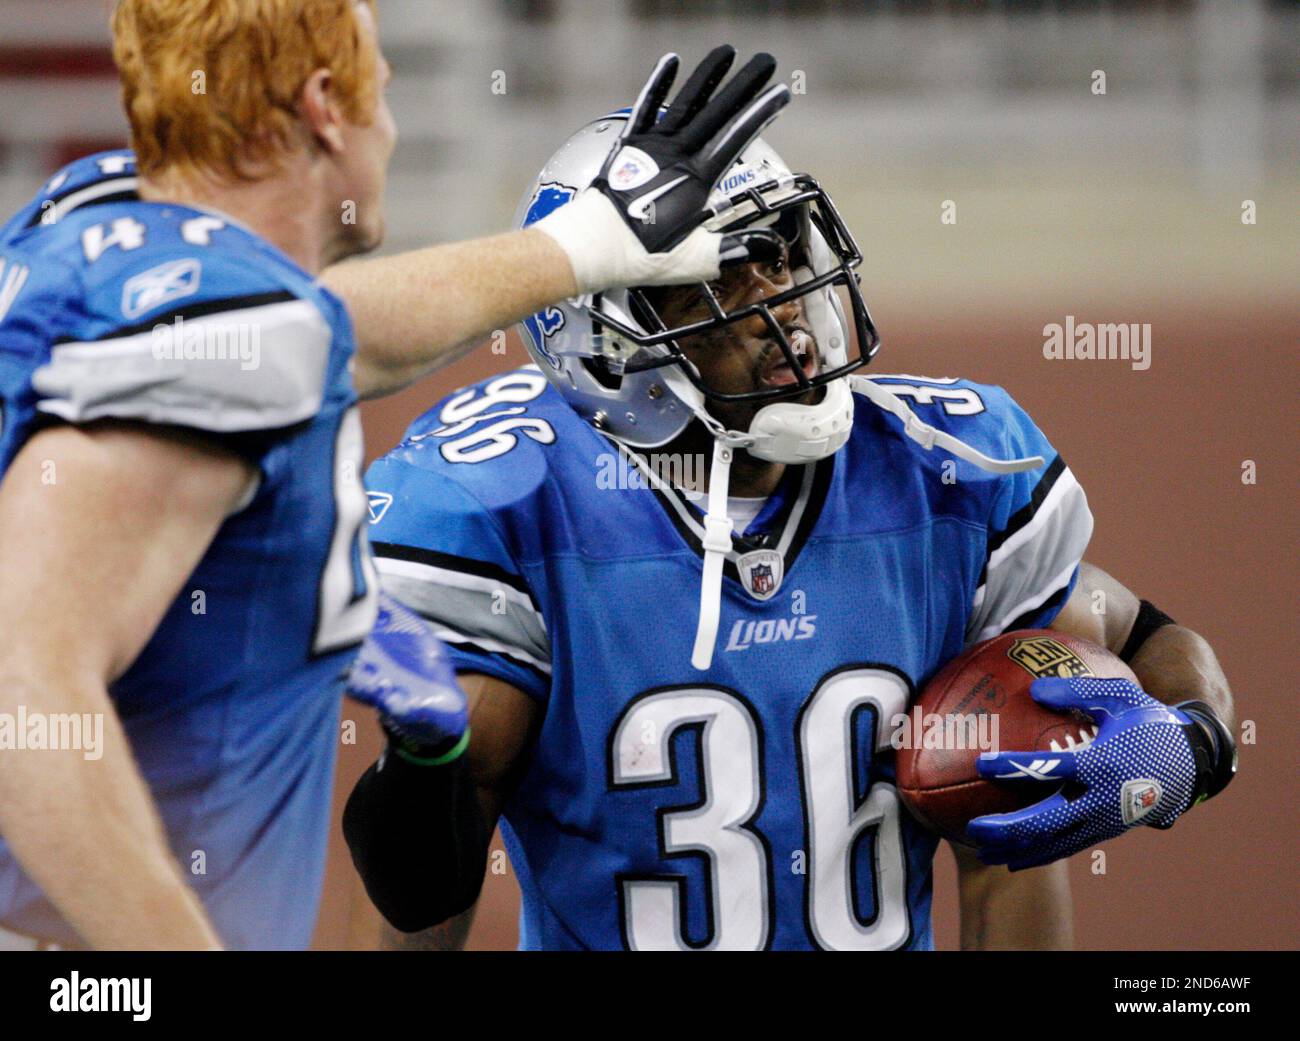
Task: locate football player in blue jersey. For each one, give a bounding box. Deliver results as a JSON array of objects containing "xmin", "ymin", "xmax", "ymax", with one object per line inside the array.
[
  {"xmin": 344, "ymin": 112, "xmax": 1238, "ymax": 950},
  {"xmin": 0, "ymin": 0, "xmax": 789, "ymax": 949}
]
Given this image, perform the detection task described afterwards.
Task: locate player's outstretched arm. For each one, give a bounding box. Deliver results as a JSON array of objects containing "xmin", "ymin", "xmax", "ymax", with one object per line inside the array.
[
  {"xmin": 329, "ymin": 46, "xmax": 790, "ymax": 399},
  {"xmin": 950, "ymin": 842, "xmax": 1073, "ymax": 950},
  {"xmin": 324, "ymin": 226, "xmax": 577, "ymax": 399},
  {"xmin": 0, "ymin": 421, "xmax": 255, "ymax": 949}
]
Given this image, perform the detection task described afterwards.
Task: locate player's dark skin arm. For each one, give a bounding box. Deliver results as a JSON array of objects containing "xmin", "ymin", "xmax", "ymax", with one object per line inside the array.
[
  {"xmin": 1050, "ymin": 561, "xmax": 1234, "ymax": 727},
  {"xmin": 377, "ymin": 671, "xmax": 1076, "ymax": 951},
  {"xmin": 375, "ymin": 671, "xmax": 539, "ymax": 951},
  {"xmin": 654, "ymin": 278, "xmax": 1237, "ymax": 721},
  {"xmin": 950, "ymin": 842, "xmax": 1073, "ymax": 950},
  {"xmin": 381, "ymin": 906, "xmax": 476, "ymax": 951},
  {"xmin": 951, "ymin": 559, "xmax": 1236, "ymax": 949}
]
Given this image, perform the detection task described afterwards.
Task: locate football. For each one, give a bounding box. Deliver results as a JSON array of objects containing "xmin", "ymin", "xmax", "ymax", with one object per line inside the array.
[{"xmin": 896, "ymin": 629, "xmax": 1138, "ymax": 844}]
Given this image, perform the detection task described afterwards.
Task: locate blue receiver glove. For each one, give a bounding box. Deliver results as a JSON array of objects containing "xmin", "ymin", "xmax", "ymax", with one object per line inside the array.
[
  {"xmin": 966, "ymin": 676, "xmax": 1212, "ymax": 870},
  {"xmin": 346, "ymin": 592, "xmax": 470, "ymax": 764}
]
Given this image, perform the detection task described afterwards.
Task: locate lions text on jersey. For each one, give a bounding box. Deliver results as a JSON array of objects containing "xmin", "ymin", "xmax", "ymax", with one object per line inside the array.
[
  {"xmin": 364, "ymin": 365, "xmax": 1093, "ymax": 950},
  {"xmin": 0, "ymin": 153, "xmax": 378, "ymax": 949}
]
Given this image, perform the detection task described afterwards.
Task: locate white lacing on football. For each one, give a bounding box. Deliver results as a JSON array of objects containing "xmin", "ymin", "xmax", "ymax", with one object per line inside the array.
[{"xmin": 1048, "ymin": 724, "xmax": 1100, "ymax": 754}]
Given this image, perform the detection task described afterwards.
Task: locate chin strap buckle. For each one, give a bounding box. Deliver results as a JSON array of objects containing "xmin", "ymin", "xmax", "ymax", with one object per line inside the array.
[
  {"xmin": 902, "ymin": 411, "xmax": 938, "ymax": 451},
  {"xmin": 701, "ymin": 514, "xmax": 734, "ymax": 555}
]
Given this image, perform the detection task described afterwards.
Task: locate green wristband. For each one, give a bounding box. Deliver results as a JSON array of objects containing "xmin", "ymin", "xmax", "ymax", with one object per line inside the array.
[{"xmin": 392, "ymin": 728, "xmax": 471, "ymax": 767}]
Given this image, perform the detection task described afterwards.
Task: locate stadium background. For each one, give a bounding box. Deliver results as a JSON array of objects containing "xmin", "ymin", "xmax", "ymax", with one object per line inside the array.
[{"xmin": 0, "ymin": 0, "xmax": 1294, "ymax": 950}]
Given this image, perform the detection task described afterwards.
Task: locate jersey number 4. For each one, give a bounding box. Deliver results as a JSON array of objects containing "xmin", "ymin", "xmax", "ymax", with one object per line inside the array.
[
  {"xmin": 609, "ymin": 665, "xmax": 913, "ymax": 950},
  {"xmin": 314, "ymin": 407, "xmax": 379, "ymax": 655}
]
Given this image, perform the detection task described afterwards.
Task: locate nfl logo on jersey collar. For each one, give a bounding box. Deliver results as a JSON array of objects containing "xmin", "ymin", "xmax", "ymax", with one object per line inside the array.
[{"xmin": 738, "ymin": 548, "xmax": 783, "ymax": 601}]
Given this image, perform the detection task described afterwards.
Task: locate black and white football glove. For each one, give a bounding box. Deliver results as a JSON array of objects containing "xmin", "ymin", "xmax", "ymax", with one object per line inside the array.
[{"xmin": 535, "ymin": 46, "xmax": 791, "ymax": 293}]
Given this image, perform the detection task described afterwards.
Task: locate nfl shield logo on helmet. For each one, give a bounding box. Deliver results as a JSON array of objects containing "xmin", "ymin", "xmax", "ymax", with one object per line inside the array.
[
  {"xmin": 1120, "ymin": 778, "xmax": 1163, "ymax": 825},
  {"xmin": 738, "ymin": 549, "xmax": 783, "ymax": 601}
]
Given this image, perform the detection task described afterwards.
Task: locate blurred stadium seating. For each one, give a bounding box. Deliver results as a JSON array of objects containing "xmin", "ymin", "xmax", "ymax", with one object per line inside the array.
[{"xmin": 2, "ymin": 1, "xmax": 1296, "ymax": 307}]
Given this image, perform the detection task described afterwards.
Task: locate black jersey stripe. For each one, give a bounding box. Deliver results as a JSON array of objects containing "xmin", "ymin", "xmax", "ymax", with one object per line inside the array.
[
  {"xmin": 976, "ymin": 453, "xmax": 1067, "ymax": 588},
  {"xmin": 54, "ymin": 289, "xmax": 300, "ymax": 345},
  {"xmin": 370, "ymin": 541, "xmax": 533, "ymax": 597},
  {"xmin": 31, "ymin": 173, "xmax": 134, "ymax": 210},
  {"xmin": 986, "ymin": 454, "xmax": 1067, "ymax": 556},
  {"xmin": 438, "ymin": 634, "xmax": 552, "ymax": 691},
  {"xmin": 779, "ymin": 452, "xmax": 835, "ymax": 573},
  {"xmin": 24, "ymin": 188, "xmax": 140, "ymax": 229}
]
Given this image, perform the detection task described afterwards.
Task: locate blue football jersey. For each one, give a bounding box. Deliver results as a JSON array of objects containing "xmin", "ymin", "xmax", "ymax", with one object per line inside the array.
[
  {"xmin": 0, "ymin": 153, "xmax": 378, "ymax": 949},
  {"xmin": 364, "ymin": 366, "xmax": 1093, "ymax": 950}
]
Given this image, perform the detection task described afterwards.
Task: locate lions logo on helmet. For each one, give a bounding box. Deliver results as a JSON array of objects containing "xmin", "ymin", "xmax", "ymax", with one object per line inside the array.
[{"xmin": 521, "ymin": 182, "xmax": 576, "ymax": 370}]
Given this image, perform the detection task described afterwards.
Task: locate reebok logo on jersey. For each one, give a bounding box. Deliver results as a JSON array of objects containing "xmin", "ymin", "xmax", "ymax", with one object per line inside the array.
[
  {"xmin": 367, "ymin": 491, "xmax": 393, "ymax": 525},
  {"xmin": 724, "ymin": 614, "xmax": 816, "ymax": 652},
  {"xmin": 121, "ymin": 258, "xmax": 201, "ymax": 319}
]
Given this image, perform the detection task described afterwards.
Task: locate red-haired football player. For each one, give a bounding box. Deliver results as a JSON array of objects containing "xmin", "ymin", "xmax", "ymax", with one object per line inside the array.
[{"xmin": 0, "ymin": 0, "xmax": 784, "ymax": 948}]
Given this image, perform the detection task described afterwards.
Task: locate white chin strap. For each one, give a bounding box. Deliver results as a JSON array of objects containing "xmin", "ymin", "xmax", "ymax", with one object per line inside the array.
[
  {"xmin": 679, "ymin": 374, "xmax": 1045, "ymax": 673},
  {"xmin": 691, "ymin": 438, "xmax": 740, "ymax": 669},
  {"xmin": 746, "ymin": 376, "xmax": 855, "ymax": 463},
  {"xmin": 849, "ymin": 377, "xmax": 1045, "ymax": 474},
  {"xmin": 683, "ymin": 376, "xmax": 854, "ymax": 671}
]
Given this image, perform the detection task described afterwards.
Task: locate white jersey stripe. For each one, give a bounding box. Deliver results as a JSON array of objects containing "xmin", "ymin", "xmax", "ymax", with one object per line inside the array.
[
  {"xmin": 972, "ymin": 558, "xmax": 1081, "ymax": 644},
  {"xmin": 985, "ymin": 467, "xmax": 1085, "ymax": 574},
  {"xmin": 33, "ymin": 298, "xmax": 330, "ymax": 432},
  {"xmin": 967, "ymin": 467, "xmax": 1093, "ymax": 643},
  {"xmin": 435, "ymin": 624, "xmax": 553, "ymax": 676},
  {"xmin": 375, "ymin": 558, "xmax": 550, "ymax": 672},
  {"xmin": 375, "ymin": 555, "xmax": 543, "ymax": 620},
  {"xmin": 43, "ymin": 177, "xmax": 139, "ymax": 225}
]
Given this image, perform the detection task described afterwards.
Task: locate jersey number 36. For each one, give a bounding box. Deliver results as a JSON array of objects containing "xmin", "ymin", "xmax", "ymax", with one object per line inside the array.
[{"xmin": 609, "ymin": 665, "xmax": 912, "ymax": 950}]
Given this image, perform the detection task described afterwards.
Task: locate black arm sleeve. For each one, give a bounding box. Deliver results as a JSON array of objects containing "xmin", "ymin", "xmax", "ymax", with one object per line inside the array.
[
  {"xmin": 342, "ymin": 746, "xmax": 493, "ymax": 933},
  {"xmin": 1118, "ymin": 599, "xmax": 1177, "ymax": 663}
]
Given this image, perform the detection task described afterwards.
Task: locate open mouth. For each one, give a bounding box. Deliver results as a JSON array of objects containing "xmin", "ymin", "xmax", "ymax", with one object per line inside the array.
[{"xmin": 760, "ymin": 330, "xmax": 819, "ymax": 388}]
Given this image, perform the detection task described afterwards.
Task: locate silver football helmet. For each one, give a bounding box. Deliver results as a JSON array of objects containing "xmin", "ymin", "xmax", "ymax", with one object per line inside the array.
[
  {"xmin": 513, "ymin": 111, "xmax": 879, "ymax": 460},
  {"xmin": 514, "ymin": 112, "xmax": 1046, "ymax": 672},
  {"xmin": 514, "ymin": 110, "xmax": 885, "ymax": 671}
]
